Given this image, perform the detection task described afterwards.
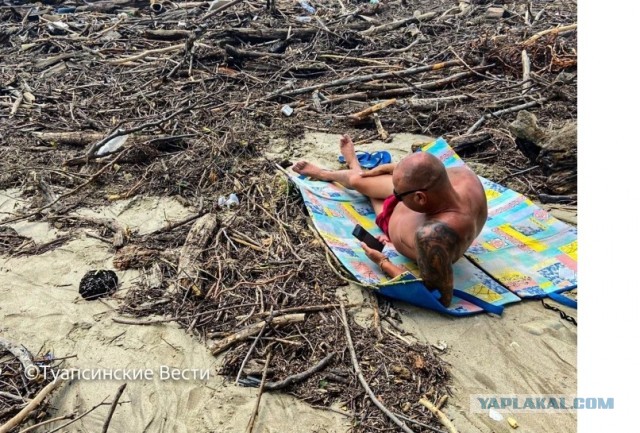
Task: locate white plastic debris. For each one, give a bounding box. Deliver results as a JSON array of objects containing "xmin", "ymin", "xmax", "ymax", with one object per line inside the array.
[
  {"xmin": 96, "ymin": 135, "xmax": 129, "ymax": 156},
  {"xmin": 489, "ymin": 408, "xmax": 504, "ymax": 421},
  {"xmin": 297, "ymin": 0, "xmax": 316, "ymax": 14},
  {"xmin": 225, "ymin": 193, "xmax": 239, "ymax": 207},
  {"xmin": 433, "ymin": 340, "xmax": 448, "ymax": 351},
  {"xmin": 281, "ymin": 105, "xmax": 294, "ymax": 116},
  {"xmin": 218, "ymin": 194, "xmax": 239, "ymax": 208}
]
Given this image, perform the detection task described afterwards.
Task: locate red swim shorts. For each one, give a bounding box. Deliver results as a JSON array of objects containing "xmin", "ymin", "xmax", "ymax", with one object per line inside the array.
[{"xmin": 375, "ymin": 195, "xmax": 400, "ymax": 237}]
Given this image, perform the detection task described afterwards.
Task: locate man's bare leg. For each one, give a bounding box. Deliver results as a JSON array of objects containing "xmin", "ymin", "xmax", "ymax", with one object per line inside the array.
[{"xmin": 292, "ymin": 161, "xmax": 393, "ymax": 200}]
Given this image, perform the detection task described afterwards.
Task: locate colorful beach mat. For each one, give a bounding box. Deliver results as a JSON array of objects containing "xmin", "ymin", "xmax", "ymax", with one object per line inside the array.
[{"xmin": 289, "ymin": 137, "xmax": 578, "ymax": 316}]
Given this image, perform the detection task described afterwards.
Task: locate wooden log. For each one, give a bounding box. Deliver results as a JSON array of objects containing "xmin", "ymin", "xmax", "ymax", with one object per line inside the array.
[
  {"xmin": 486, "ymin": 7, "xmax": 505, "ymax": 20},
  {"xmin": 403, "ymin": 94, "xmax": 470, "ymax": 111},
  {"xmin": 143, "ymin": 29, "xmax": 194, "ymax": 41},
  {"xmin": 171, "ymin": 214, "xmax": 217, "ymax": 297},
  {"xmin": 209, "ymin": 314, "xmax": 306, "ymax": 355},
  {"xmin": 449, "ymin": 132, "xmax": 491, "ymax": 151},
  {"xmin": 224, "ymin": 44, "xmax": 284, "ymax": 59},
  {"xmin": 268, "ymin": 60, "xmax": 464, "ymax": 99},
  {"xmin": 76, "ymin": 0, "xmax": 132, "ymax": 13},
  {"xmin": 348, "ymin": 98, "xmax": 396, "ymax": 122},
  {"xmin": 537, "ymin": 122, "xmax": 577, "ymax": 172},
  {"xmin": 372, "ymin": 69, "xmax": 482, "ymax": 98},
  {"xmin": 361, "ymin": 12, "xmax": 437, "ymax": 36},
  {"xmin": 32, "ymin": 131, "xmax": 105, "ymax": 147}
]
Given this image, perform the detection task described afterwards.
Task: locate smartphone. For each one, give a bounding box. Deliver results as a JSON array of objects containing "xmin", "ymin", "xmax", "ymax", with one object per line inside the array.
[{"xmin": 352, "ymin": 224, "xmax": 385, "ymax": 252}]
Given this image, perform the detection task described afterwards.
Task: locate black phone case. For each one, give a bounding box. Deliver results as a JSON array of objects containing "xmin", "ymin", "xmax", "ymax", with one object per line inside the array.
[{"xmin": 352, "ymin": 225, "xmax": 385, "ymax": 252}]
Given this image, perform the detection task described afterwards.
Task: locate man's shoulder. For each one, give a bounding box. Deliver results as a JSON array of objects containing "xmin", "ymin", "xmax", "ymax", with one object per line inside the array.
[{"xmin": 416, "ymin": 220, "xmax": 461, "ymax": 244}]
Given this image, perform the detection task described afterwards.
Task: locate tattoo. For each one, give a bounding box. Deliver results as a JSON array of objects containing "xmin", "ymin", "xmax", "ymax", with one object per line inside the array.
[{"xmin": 415, "ymin": 222, "xmax": 460, "ymax": 307}]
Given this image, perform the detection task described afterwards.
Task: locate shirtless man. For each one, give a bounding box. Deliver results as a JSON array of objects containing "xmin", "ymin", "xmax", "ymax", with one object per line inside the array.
[{"xmin": 292, "ymin": 135, "xmax": 488, "ymax": 306}]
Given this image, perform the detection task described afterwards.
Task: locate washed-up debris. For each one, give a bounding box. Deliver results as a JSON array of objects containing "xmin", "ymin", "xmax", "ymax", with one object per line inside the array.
[
  {"xmin": 79, "ymin": 270, "xmax": 118, "ymax": 300},
  {"xmin": 0, "ymin": 0, "xmax": 576, "ymax": 431}
]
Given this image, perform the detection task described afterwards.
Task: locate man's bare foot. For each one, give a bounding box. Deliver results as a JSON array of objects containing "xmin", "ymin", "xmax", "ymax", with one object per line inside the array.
[
  {"xmin": 292, "ymin": 161, "xmax": 328, "ymax": 180},
  {"xmin": 340, "ymin": 134, "xmax": 361, "ymax": 170}
]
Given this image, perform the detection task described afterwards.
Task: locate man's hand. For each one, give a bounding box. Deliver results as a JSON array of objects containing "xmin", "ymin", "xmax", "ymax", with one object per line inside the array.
[
  {"xmin": 376, "ymin": 234, "xmax": 391, "ymax": 245},
  {"xmin": 360, "ymin": 163, "xmax": 396, "ymax": 177},
  {"xmin": 360, "ymin": 242, "xmax": 386, "ymax": 266}
]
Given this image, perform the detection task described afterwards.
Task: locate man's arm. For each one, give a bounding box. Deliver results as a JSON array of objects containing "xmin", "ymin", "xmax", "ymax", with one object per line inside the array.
[
  {"xmin": 415, "ymin": 222, "xmax": 460, "ymax": 307},
  {"xmin": 359, "ymin": 163, "xmax": 397, "ymax": 177}
]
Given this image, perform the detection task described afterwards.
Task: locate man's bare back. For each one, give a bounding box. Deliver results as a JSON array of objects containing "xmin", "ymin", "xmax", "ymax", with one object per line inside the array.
[{"xmin": 292, "ymin": 135, "xmax": 488, "ymax": 306}]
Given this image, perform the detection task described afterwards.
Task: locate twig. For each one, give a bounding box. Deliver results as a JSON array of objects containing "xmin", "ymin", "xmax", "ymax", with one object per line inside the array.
[
  {"xmin": 201, "ymin": 0, "xmax": 245, "ymax": 21},
  {"xmin": 466, "ymin": 98, "xmax": 548, "ymax": 134},
  {"xmin": 497, "ymin": 165, "xmax": 539, "ymax": 183},
  {"xmin": 245, "ymin": 350, "xmax": 272, "ymax": 433},
  {"xmin": 361, "ymin": 12, "xmax": 437, "ymax": 36},
  {"xmin": 44, "ymin": 397, "xmax": 110, "ymax": 433},
  {"xmin": 521, "ymin": 50, "xmax": 531, "ymax": 94},
  {"xmin": 522, "ymin": 23, "xmax": 577, "ymax": 46},
  {"xmin": 235, "ymin": 319, "xmax": 269, "ymax": 385},
  {"xmin": 339, "ymin": 303, "xmax": 415, "ymax": 433},
  {"xmin": 418, "ymin": 398, "xmax": 459, "ymax": 433},
  {"xmin": 101, "ymin": 383, "xmax": 127, "ymax": 433},
  {"xmin": 0, "ymin": 377, "xmax": 64, "ymax": 433},
  {"xmin": 18, "ymin": 414, "xmax": 75, "ymax": 433},
  {"xmin": 264, "ymin": 352, "xmax": 336, "ymax": 391},
  {"xmin": 209, "ymin": 314, "xmax": 306, "ymax": 355}
]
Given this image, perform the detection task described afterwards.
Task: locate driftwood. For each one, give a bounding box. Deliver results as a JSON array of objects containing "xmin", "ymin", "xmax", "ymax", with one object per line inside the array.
[
  {"xmin": 361, "ymin": 12, "xmax": 437, "ymax": 36},
  {"xmin": 268, "ymin": 60, "xmax": 464, "ymax": 99},
  {"xmin": 349, "ymin": 99, "xmax": 396, "ymax": 122},
  {"xmin": 340, "ymin": 303, "xmax": 415, "ymax": 433},
  {"xmin": 0, "ymin": 377, "xmax": 63, "ymax": 433},
  {"xmin": 509, "ymin": 110, "xmax": 577, "ymax": 194},
  {"xmin": 0, "ymin": 337, "xmax": 38, "ymax": 380},
  {"xmin": 403, "ymin": 95, "xmax": 470, "ymax": 111},
  {"xmin": 245, "ymin": 351, "xmax": 271, "ymax": 433},
  {"xmin": 448, "ymin": 132, "xmax": 491, "ymax": 152},
  {"xmin": 522, "ymin": 23, "xmax": 577, "ymax": 46},
  {"xmin": 143, "ymin": 29, "xmax": 194, "ymax": 41},
  {"xmin": 418, "ymin": 398, "xmax": 459, "ymax": 433},
  {"xmin": 209, "ymin": 314, "xmax": 306, "ymax": 355},
  {"xmin": 101, "ymin": 383, "xmax": 127, "ymax": 433},
  {"xmin": 264, "ymin": 352, "xmax": 336, "ymax": 391},
  {"xmin": 171, "ymin": 213, "xmax": 217, "ymax": 297},
  {"xmin": 113, "ymin": 245, "xmax": 179, "ymax": 270},
  {"xmin": 224, "ymin": 44, "xmax": 285, "ymax": 60}
]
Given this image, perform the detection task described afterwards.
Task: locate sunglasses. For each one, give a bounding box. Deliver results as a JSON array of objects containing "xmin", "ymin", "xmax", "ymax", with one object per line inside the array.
[{"xmin": 393, "ymin": 188, "xmax": 429, "ymax": 201}]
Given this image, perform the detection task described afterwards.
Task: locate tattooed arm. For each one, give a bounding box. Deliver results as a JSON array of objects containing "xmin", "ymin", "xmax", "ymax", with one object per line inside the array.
[{"xmin": 415, "ymin": 222, "xmax": 461, "ymax": 307}]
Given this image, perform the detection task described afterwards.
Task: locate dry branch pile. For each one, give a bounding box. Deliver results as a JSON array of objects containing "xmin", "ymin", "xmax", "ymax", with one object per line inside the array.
[
  {"xmin": 0, "ymin": 338, "xmax": 61, "ymax": 430},
  {"xmin": 0, "ymin": 0, "xmax": 577, "ymax": 431}
]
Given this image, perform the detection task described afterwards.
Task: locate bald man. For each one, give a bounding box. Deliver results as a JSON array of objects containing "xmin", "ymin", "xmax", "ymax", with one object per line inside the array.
[{"xmin": 292, "ymin": 135, "xmax": 487, "ymax": 306}]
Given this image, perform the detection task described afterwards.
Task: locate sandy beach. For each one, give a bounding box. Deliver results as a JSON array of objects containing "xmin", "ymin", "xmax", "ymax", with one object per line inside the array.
[{"xmin": 1, "ymin": 133, "xmax": 576, "ymax": 432}]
